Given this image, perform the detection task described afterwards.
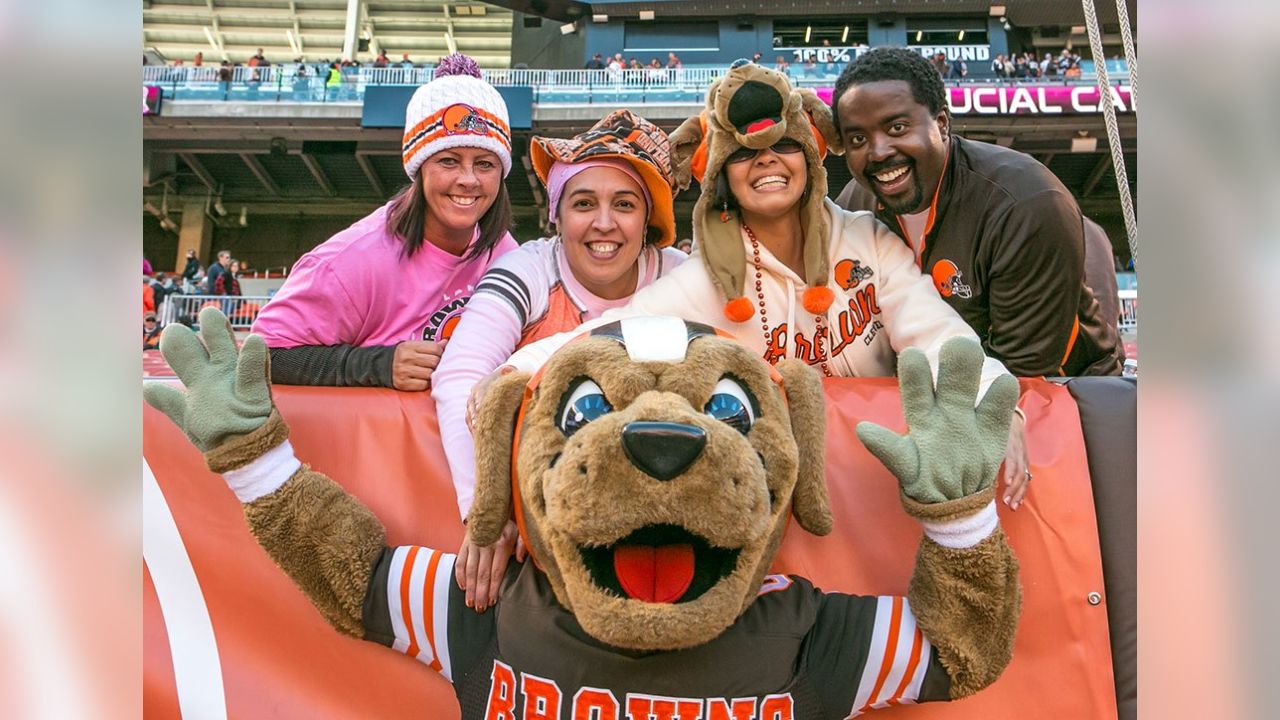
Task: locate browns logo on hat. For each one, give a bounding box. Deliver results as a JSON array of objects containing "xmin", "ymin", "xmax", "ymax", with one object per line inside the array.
[
  {"xmin": 668, "ymin": 61, "xmax": 844, "ymax": 322},
  {"xmin": 530, "ymin": 110, "xmax": 677, "ymax": 248}
]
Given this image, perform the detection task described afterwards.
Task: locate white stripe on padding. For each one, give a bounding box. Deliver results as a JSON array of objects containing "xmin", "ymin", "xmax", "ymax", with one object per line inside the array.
[
  {"xmin": 143, "ymin": 459, "xmax": 229, "ymax": 720},
  {"xmin": 870, "ymin": 600, "xmax": 918, "ymax": 710},
  {"xmin": 432, "ymin": 553, "xmax": 457, "ymax": 681},
  {"xmin": 409, "ymin": 548, "xmax": 434, "ymax": 665},
  {"xmin": 920, "ymin": 500, "xmax": 999, "ymax": 549},
  {"xmin": 619, "ymin": 316, "xmax": 690, "ymax": 362},
  {"xmin": 221, "ymin": 440, "xmax": 300, "ymax": 503}
]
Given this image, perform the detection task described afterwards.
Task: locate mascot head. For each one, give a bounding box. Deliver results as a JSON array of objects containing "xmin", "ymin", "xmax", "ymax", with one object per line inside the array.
[{"xmin": 468, "ymin": 317, "xmax": 831, "ymax": 650}]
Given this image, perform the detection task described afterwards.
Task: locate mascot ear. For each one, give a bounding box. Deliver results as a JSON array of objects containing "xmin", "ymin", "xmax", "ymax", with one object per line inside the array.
[
  {"xmin": 669, "ymin": 112, "xmax": 707, "ymax": 192},
  {"xmin": 467, "ymin": 370, "xmax": 533, "ymax": 546},
  {"xmin": 799, "ymin": 88, "xmax": 843, "ymax": 156},
  {"xmin": 774, "ymin": 359, "xmax": 833, "ymax": 536}
]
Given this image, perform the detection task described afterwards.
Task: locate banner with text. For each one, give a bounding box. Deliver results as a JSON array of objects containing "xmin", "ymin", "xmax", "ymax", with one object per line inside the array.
[
  {"xmin": 817, "ymin": 83, "xmax": 1135, "ymax": 115},
  {"xmin": 783, "ymin": 44, "xmax": 991, "ymax": 66}
]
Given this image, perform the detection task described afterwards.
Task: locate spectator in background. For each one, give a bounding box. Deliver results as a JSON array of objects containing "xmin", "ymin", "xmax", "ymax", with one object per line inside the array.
[
  {"xmin": 142, "ymin": 278, "xmax": 155, "ymax": 315},
  {"xmin": 248, "ymin": 48, "xmax": 263, "ymax": 67},
  {"xmin": 143, "ymin": 312, "xmax": 162, "ymax": 350},
  {"xmin": 932, "ymin": 52, "xmax": 949, "ymax": 78},
  {"xmin": 947, "ymin": 58, "xmax": 967, "ymax": 79},
  {"xmin": 585, "ymin": 53, "xmax": 605, "ymax": 70},
  {"xmin": 991, "ymin": 53, "xmax": 1009, "ymax": 80},
  {"xmin": 607, "ymin": 53, "xmax": 623, "ymax": 84},
  {"xmin": 1011, "ymin": 53, "xmax": 1028, "ymax": 79},
  {"xmin": 326, "ymin": 62, "xmax": 343, "ymax": 98},
  {"xmin": 215, "ymin": 259, "xmax": 243, "ymax": 297},
  {"xmin": 833, "ymin": 47, "xmax": 1122, "ymax": 379},
  {"xmin": 217, "ymin": 61, "xmax": 233, "ymax": 97},
  {"xmin": 143, "ymin": 257, "xmax": 153, "ymax": 276},
  {"xmin": 152, "ymin": 272, "xmax": 178, "ymax": 317},
  {"xmin": 666, "ymin": 52, "xmax": 682, "ymax": 69},
  {"xmin": 181, "ymin": 248, "xmax": 202, "ymax": 283},
  {"xmin": 374, "ymin": 50, "xmax": 390, "ymax": 68},
  {"xmin": 1064, "ymin": 49, "xmax": 1083, "ymax": 79},
  {"xmin": 646, "ymin": 58, "xmax": 666, "ymax": 83},
  {"xmin": 1041, "ymin": 52, "xmax": 1058, "ymax": 78},
  {"xmin": 400, "ymin": 53, "xmax": 414, "ymax": 68},
  {"xmin": 250, "ymin": 54, "xmax": 517, "ymax": 390},
  {"xmin": 193, "ymin": 51, "xmax": 203, "ymax": 67},
  {"xmin": 774, "ymin": 55, "xmax": 791, "ymax": 76},
  {"xmin": 803, "ymin": 57, "xmax": 819, "ymax": 79},
  {"xmin": 205, "ymin": 249, "xmax": 231, "ymax": 295}
]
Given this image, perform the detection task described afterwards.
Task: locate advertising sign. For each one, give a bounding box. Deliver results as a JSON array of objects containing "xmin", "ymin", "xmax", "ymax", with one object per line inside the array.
[{"xmin": 816, "ymin": 84, "xmax": 1135, "ymax": 115}]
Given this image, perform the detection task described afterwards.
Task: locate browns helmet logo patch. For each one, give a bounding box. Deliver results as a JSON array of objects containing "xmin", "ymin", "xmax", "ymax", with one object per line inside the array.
[
  {"xmin": 834, "ymin": 258, "xmax": 874, "ymax": 291},
  {"xmin": 930, "ymin": 259, "xmax": 973, "ymax": 299},
  {"xmin": 442, "ymin": 103, "xmax": 488, "ymax": 136}
]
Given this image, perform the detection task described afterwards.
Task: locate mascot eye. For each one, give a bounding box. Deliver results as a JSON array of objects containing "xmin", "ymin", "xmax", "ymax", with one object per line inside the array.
[
  {"xmin": 704, "ymin": 378, "xmax": 756, "ymax": 435},
  {"xmin": 559, "ymin": 379, "xmax": 613, "ymax": 437}
]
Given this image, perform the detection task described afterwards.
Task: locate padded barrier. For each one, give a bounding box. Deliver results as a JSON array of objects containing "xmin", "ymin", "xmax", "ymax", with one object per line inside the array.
[{"xmin": 144, "ymin": 379, "xmax": 1122, "ymax": 719}]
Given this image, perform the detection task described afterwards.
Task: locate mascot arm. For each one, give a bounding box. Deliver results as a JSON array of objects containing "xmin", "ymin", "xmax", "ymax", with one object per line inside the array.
[
  {"xmin": 855, "ymin": 338, "xmax": 1022, "ymax": 700},
  {"xmin": 213, "ymin": 412, "xmax": 494, "ymax": 679},
  {"xmin": 145, "ymin": 309, "xmax": 493, "ymax": 677}
]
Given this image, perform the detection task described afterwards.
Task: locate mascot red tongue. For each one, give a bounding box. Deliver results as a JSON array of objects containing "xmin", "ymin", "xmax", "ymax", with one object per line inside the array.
[{"xmin": 614, "ymin": 544, "xmax": 695, "ymax": 603}]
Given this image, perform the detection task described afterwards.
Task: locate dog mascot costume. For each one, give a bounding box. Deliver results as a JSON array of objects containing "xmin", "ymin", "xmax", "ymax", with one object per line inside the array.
[{"xmin": 146, "ymin": 307, "xmax": 1021, "ymax": 719}]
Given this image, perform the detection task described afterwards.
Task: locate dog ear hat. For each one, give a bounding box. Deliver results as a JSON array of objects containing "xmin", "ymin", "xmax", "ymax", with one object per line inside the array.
[{"xmin": 669, "ymin": 60, "xmax": 844, "ymax": 323}]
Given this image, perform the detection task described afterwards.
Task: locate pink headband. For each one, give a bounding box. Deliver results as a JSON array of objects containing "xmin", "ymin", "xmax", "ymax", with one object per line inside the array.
[{"xmin": 546, "ymin": 158, "xmax": 652, "ymax": 229}]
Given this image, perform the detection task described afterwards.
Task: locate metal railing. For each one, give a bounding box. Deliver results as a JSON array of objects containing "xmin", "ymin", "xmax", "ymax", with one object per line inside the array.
[
  {"xmin": 160, "ymin": 295, "xmax": 272, "ymax": 330},
  {"xmin": 143, "ymin": 64, "xmax": 1129, "ymax": 105},
  {"xmin": 1117, "ymin": 289, "xmax": 1137, "ymax": 333}
]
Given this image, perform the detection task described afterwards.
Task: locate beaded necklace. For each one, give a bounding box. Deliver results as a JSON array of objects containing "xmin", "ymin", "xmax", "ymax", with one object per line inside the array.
[{"xmin": 742, "ymin": 223, "xmax": 834, "ymax": 377}]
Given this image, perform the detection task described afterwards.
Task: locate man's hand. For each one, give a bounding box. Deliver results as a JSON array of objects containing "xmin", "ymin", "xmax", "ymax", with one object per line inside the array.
[
  {"xmin": 455, "ymin": 520, "xmax": 524, "ymax": 613},
  {"xmin": 143, "ymin": 306, "xmax": 273, "ymax": 452},
  {"xmin": 1000, "ymin": 412, "xmax": 1030, "ymax": 510},
  {"xmin": 392, "ymin": 340, "xmax": 445, "ymax": 391},
  {"xmin": 856, "ymin": 338, "xmax": 1019, "ymax": 504}
]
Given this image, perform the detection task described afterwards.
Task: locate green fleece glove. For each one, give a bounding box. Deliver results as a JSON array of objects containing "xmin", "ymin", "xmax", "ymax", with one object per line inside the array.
[
  {"xmin": 143, "ymin": 307, "xmax": 273, "ymax": 453},
  {"xmin": 856, "ymin": 337, "xmax": 1018, "ymax": 505}
]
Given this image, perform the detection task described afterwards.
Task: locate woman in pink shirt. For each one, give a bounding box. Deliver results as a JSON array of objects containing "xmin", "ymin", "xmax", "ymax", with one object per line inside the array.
[
  {"xmin": 250, "ymin": 54, "xmax": 518, "ymax": 390},
  {"xmin": 431, "ymin": 110, "xmax": 686, "ymax": 611}
]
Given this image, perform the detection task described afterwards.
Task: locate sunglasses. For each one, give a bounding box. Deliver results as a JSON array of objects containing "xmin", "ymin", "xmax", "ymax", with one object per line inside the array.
[{"xmin": 726, "ymin": 138, "xmax": 805, "ymax": 165}]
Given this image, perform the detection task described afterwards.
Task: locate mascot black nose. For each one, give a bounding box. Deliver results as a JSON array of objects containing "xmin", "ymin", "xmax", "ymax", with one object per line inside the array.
[{"xmin": 622, "ymin": 421, "xmax": 707, "ymax": 481}]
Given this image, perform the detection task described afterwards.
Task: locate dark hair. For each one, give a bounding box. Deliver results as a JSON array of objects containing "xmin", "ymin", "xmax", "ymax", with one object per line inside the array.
[
  {"xmin": 832, "ymin": 47, "xmax": 948, "ymax": 120},
  {"xmin": 385, "ymin": 169, "xmax": 513, "ymax": 261}
]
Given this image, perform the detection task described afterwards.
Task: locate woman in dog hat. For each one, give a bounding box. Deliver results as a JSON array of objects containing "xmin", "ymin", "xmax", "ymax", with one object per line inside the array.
[
  {"xmin": 433, "ymin": 109, "xmax": 688, "ymax": 610},
  {"xmin": 497, "ymin": 61, "xmax": 1029, "ymax": 507},
  {"xmin": 251, "ymin": 53, "xmax": 516, "ymax": 391}
]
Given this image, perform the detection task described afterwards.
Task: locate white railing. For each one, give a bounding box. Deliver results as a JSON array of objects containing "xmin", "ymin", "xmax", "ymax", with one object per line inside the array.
[
  {"xmin": 160, "ymin": 294, "xmax": 273, "ymax": 330},
  {"xmin": 1118, "ymin": 289, "xmax": 1137, "ymax": 333},
  {"xmin": 143, "ymin": 65, "xmax": 723, "ymax": 88}
]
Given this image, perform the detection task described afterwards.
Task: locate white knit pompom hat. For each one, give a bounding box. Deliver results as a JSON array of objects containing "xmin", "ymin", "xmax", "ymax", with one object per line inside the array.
[{"xmin": 401, "ymin": 54, "xmax": 512, "ymax": 180}]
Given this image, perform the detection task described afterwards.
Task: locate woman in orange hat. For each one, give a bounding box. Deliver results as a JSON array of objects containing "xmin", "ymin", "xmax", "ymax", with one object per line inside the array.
[{"xmin": 432, "ymin": 109, "xmax": 687, "ymax": 611}]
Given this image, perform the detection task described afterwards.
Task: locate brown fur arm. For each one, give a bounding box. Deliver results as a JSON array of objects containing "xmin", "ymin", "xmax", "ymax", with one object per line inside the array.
[
  {"xmin": 904, "ymin": 489, "xmax": 1021, "ymax": 698},
  {"xmin": 204, "ymin": 411, "xmax": 388, "ymax": 639}
]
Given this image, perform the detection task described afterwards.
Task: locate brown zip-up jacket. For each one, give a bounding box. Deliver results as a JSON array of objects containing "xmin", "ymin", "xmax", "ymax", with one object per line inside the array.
[{"xmin": 836, "ymin": 136, "xmax": 1123, "ymax": 377}]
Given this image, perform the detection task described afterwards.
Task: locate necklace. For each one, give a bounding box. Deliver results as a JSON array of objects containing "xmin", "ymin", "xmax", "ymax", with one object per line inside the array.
[{"xmin": 743, "ymin": 224, "xmax": 833, "ymax": 378}]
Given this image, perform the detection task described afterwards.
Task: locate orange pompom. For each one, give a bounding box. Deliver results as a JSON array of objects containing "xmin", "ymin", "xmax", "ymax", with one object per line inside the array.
[
  {"xmin": 724, "ymin": 296, "xmax": 755, "ymax": 323},
  {"xmin": 802, "ymin": 286, "xmax": 835, "ymax": 314}
]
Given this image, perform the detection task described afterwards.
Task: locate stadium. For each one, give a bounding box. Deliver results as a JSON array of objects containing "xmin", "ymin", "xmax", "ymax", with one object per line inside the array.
[{"xmin": 142, "ymin": 0, "xmax": 1137, "ymax": 718}]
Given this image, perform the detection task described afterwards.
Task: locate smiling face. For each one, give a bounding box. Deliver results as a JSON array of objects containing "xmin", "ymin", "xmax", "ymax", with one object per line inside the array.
[
  {"xmin": 556, "ymin": 166, "xmax": 648, "ymax": 300},
  {"xmin": 419, "ymin": 147, "xmax": 502, "ymax": 233},
  {"xmin": 723, "ymin": 139, "xmax": 809, "ymax": 224},
  {"xmin": 836, "ymin": 79, "xmax": 949, "ymax": 215},
  {"xmin": 509, "ymin": 334, "xmax": 814, "ymax": 650}
]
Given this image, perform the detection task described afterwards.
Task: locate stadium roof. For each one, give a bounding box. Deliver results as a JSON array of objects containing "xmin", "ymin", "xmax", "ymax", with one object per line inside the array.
[{"xmin": 493, "ymin": 0, "xmax": 1136, "ymax": 25}]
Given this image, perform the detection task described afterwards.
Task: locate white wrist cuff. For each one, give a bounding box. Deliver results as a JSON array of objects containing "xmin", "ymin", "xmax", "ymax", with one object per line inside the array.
[
  {"xmin": 222, "ymin": 440, "xmax": 301, "ymax": 503},
  {"xmin": 920, "ymin": 500, "xmax": 999, "ymax": 549}
]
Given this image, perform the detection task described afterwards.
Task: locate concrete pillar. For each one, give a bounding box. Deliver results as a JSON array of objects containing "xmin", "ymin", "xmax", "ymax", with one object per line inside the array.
[
  {"xmin": 177, "ymin": 199, "xmax": 213, "ymax": 273},
  {"xmin": 342, "ymin": 0, "xmax": 361, "ymax": 62}
]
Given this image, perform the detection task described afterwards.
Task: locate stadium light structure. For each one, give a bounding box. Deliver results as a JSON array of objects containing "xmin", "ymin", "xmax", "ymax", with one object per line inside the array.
[
  {"xmin": 958, "ymin": 30, "xmax": 965, "ymax": 41},
  {"xmin": 559, "ymin": 22, "xmax": 576, "ymax": 35},
  {"xmin": 592, "ymin": 13, "xmax": 608, "ymax": 22},
  {"xmin": 915, "ymin": 30, "xmax": 922, "ymax": 42},
  {"xmin": 159, "ymin": 216, "xmax": 179, "ymax": 233},
  {"xmin": 1071, "ymin": 135, "xmax": 1098, "ymax": 153},
  {"xmin": 989, "ymin": 4, "xmax": 1006, "ymax": 17},
  {"xmin": 842, "ymin": 26, "xmax": 849, "ymax": 43},
  {"xmin": 804, "ymin": 25, "xmax": 811, "ymax": 43},
  {"xmin": 639, "ymin": 10, "xmax": 654, "ymax": 20}
]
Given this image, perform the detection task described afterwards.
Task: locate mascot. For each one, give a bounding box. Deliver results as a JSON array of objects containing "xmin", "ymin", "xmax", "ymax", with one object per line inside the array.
[{"xmin": 145, "ymin": 307, "xmax": 1020, "ymax": 718}]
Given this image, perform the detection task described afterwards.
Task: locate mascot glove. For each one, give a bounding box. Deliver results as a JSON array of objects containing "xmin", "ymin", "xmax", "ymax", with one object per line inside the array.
[
  {"xmin": 856, "ymin": 337, "xmax": 1018, "ymax": 506},
  {"xmin": 144, "ymin": 306, "xmax": 275, "ymax": 455}
]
